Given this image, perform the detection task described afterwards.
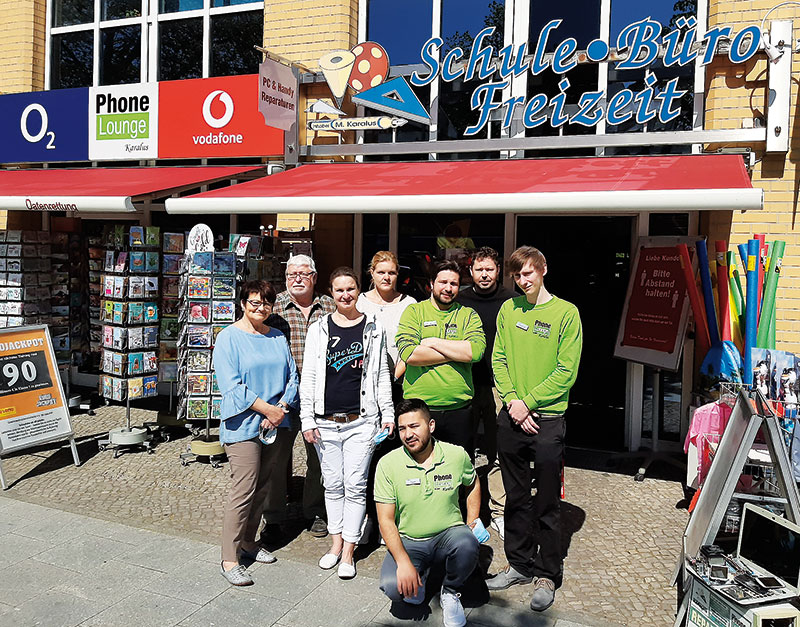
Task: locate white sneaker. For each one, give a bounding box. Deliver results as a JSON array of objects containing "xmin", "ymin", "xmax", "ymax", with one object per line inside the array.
[
  {"xmin": 439, "ymin": 586, "xmax": 466, "ymax": 627},
  {"xmin": 490, "ymin": 516, "xmax": 505, "ymax": 540}
]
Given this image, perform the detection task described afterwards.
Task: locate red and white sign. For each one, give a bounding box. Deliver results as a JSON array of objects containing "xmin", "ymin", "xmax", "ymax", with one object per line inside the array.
[
  {"xmin": 158, "ymin": 75, "xmax": 283, "ymax": 159},
  {"xmin": 620, "ymin": 246, "xmax": 686, "ymax": 354}
]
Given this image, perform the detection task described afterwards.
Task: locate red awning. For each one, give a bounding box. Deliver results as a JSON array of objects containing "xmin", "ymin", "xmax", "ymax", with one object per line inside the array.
[
  {"xmin": 165, "ymin": 155, "xmax": 761, "ymax": 214},
  {"xmin": 0, "ymin": 165, "xmax": 264, "ymax": 213}
]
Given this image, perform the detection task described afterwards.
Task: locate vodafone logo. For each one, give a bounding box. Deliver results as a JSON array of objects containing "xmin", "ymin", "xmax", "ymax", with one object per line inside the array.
[
  {"xmin": 158, "ymin": 74, "xmax": 283, "ymax": 158},
  {"xmin": 193, "ymin": 89, "xmax": 241, "ymax": 145},
  {"xmin": 202, "ymin": 90, "xmax": 234, "ymax": 129}
]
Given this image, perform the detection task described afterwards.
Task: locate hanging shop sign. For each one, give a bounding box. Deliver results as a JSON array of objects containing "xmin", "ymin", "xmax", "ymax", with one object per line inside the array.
[
  {"xmin": 317, "ymin": 19, "xmax": 763, "ymax": 137},
  {"xmin": 0, "ymin": 88, "xmax": 89, "ymax": 164},
  {"xmin": 308, "ymin": 116, "xmax": 407, "ymax": 132},
  {"xmin": 258, "ymin": 57, "xmax": 297, "ymax": 132},
  {"xmin": 89, "ymin": 83, "xmax": 159, "ymax": 160},
  {"xmin": 159, "ymin": 75, "xmax": 284, "ymax": 159},
  {"xmin": 614, "ymin": 237, "xmax": 699, "ymax": 371}
]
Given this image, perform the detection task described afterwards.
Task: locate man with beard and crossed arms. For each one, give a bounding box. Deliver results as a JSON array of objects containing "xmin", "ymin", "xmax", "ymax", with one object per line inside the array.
[
  {"xmin": 395, "ymin": 259, "xmax": 485, "ymax": 456},
  {"xmin": 487, "ymin": 246, "xmax": 582, "ymax": 613}
]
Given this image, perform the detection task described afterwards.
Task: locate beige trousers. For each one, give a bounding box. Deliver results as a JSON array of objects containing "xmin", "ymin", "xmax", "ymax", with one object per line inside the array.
[{"xmin": 221, "ymin": 437, "xmax": 282, "ymax": 562}]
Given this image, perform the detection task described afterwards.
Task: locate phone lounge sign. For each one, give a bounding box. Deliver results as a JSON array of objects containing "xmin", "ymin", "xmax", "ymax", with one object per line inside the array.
[{"xmin": 409, "ymin": 17, "xmax": 764, "ymax": 136}]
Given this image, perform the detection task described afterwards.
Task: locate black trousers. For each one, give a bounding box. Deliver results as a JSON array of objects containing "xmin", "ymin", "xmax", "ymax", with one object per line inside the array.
[
  {"xmin": 496, "ymin": 408, "xmax": 565, "ymax": 585},
  {"xmin": 429, "ymin": 404, "xmax": 474, "ymax": 458}
]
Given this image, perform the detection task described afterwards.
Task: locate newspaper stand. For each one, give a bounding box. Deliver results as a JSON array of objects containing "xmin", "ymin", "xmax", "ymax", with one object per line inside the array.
[{"xmin": 674, "ymin": 388, "xmax": 800, "ymax": 626}]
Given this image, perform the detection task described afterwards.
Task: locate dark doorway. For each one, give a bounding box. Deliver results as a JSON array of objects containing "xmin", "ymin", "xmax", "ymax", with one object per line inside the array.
[{"xmin": 516, "ymin": 216, "xmax": 632, "ymax": 450}]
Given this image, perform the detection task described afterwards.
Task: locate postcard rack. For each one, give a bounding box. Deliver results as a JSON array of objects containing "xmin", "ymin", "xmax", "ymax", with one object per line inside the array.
[
  {"xmin": 177, "ymin": 249, "xmax": 237, "ymax": 467},
  {"xmin": 97, "ymin": 226, "xmax": 162, "ymax": 456}
]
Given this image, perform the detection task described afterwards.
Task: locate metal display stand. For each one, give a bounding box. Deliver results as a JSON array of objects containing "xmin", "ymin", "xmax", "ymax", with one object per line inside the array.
[
  {"xmin": 180, "ymin": 417, "xmax": 225, "ymax": 468},
  {"xmin": 673, "ymin": 388, "xmax": 800, "ymax": 626},
  {"xmin": 98, "ymin": 395, "xmax": 153, "ymax": 458}
]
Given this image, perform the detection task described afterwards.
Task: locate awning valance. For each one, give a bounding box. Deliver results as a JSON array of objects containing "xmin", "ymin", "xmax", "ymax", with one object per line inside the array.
[
  {"xmin": 164, "ymin": 155, "xmax": 762, "ymax": 214},
  {"xmin": 0, "ymin": 165, "xmax": 264, "ymax": 213}
]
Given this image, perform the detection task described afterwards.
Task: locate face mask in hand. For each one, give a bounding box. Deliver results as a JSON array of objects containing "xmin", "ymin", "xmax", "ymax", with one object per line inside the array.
[{"xmin": 259, "ymin": 426, "xmax": 277, "ymax": 445}]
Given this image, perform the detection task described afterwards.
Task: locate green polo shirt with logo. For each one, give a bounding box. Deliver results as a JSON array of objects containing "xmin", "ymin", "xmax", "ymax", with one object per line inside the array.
[
  {"xmin": 395, "ymin": 299, "xmax": 486, "ymax": 410},
  {"xmin": 374, "ymin": 439, "xmax": 475, "ymax": 540},
  {"xmin": 492, "ymin": 295, "xmax": 582, "ymax": 415}
]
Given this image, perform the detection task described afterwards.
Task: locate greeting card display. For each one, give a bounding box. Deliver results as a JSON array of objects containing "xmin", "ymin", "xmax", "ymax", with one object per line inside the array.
[
  {"xmin": 163, "ymin": 255, "xmax": 182, "ymax": 275},
  {"xmin": 187, "ymin": 276, "xmax": 211, "ymax": 299},
  {"xmin": 212, "ymin": 301, "xmax": 235, "ymax": 322},
  {"xmin": 163, "ymin": 233, "xmax": 185, "ymax": 254},
  {"xmin": 188, "ymin": 398, "xmax": 210, "ymax": 420},
  {"xmin": 145, "ymin": 227, "xmax": 160, "ymax": 247},
  {"xmin": 188, "ymin": 301, "xmax": 210, "ymax": 324},
  {"xmin": 187, "ymin": 349, "xmax": 212, "ymax": 371},
  {"xmin": 213, "ymin": 252, "xmax": 236, "ymax": 275},
  {"xmin": 189, "ymin": 252, "xmax": 213, "ymax": 275},
  {"xmin": 212, "ymin": 277, "xmax": 236, "ymax": 299},
  {"xmin": 129, "ymin": 226, "xmax": 145, "ymax": 247},
  {"xmin": 97, "ymin": 224, "xmax": 161, "ymax": 401}
]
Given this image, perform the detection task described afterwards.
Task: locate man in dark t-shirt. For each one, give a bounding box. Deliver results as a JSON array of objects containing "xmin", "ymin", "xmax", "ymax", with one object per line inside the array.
[{"xmin": 456, "ymin": 247, "xmax": 516, "ymax": 536}]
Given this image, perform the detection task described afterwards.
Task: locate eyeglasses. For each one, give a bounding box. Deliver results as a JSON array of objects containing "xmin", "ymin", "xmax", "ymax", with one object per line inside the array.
[
  {"xmin": 286, "ymin": 272, "xmax": 315, "ymax": 281},
  {"xmin": 246, "ymin": 300, "xmax": 273, "ymax": 309}
]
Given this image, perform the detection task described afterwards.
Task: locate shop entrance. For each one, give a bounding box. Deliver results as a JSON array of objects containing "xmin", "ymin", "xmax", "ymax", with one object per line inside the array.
[{"xmin": 516, "ymin": 215, "xmax": 633, "ymax": 451}]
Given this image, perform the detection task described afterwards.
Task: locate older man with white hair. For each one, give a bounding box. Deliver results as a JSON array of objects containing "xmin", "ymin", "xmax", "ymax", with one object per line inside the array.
[{"xmin": 266, "ymin": 254, "xmax": 335, "ymax": 539}]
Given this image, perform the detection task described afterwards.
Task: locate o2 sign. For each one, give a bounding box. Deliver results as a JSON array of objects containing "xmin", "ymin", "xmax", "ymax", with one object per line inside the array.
[
  {"xmin": 0, "ymin": 88, "xmax": 88, "ymax": 164},
  {"xmin": 20, "ymin": 104, "xmax": 56, "ymax": 150}
]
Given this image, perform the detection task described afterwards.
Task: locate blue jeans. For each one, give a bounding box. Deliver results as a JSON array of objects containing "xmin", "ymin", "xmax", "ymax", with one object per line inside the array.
[{"xmin": 379, "ymin": 525, "xmax": 479, "ymax": 601}]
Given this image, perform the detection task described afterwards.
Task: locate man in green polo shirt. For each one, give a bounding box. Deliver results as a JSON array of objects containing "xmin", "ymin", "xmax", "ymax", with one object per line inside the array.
[
  {"xmin": 395, "ymin": 260, "xmax": 485, "ymax": 456},
  {"xmin": 375, "ymin": 398, "xmax": 481, "ymax": 627},
  {"xmin": 487, "ymin": 245, "xmax": 582, "ymax": 613}
]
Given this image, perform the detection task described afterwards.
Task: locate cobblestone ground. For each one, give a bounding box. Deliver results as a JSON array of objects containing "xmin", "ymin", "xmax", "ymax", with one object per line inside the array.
[{"xmin": 0, "ymin": 405, "xmax": 688, "ymax": 626}]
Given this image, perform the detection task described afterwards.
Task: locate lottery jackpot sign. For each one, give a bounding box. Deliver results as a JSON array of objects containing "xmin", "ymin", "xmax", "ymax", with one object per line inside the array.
[{"xmin": 0, "ymin": 326, "xmax": 78, "ymax": 488}]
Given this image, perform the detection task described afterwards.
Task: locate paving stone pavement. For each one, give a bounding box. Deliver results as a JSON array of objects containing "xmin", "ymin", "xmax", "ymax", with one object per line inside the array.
[{"xmin": 0, "ymin": 404, "xmax": 689, "ymax": 626}]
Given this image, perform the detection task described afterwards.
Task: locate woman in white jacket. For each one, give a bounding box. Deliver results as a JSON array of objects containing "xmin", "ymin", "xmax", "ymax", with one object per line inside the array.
[{"xmin": 300, "ymin": 266, "xmax": 394, "ymax": 580}]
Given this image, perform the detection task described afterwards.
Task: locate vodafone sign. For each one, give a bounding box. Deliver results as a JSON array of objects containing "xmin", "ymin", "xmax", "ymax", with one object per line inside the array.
[{"xmin": 159, "ymin": 75, "xmax": 283, "ymax": 159}]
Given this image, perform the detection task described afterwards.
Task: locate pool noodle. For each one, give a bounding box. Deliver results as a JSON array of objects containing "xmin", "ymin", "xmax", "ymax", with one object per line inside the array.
[
  {"xmin": 756, "ymin": 240, "xmax": 785, "ymax": 349},
  {"xmin": 677, "ymin": 243, "xmax": 711, "ymax": 356},
  {"xmin": 755, "ymin": 234, "xmax": 766, "ymax": 320},
  {"xmin": 715, "ymin": 241, "xmax": 731, "ymax": 342},
  {"xmin": 696, "ymin": 240, "xmax": 720, "ymax": 345},
  {"xmin": 744, "ymin": 238, "xmax": 760, "ymax": 381}
]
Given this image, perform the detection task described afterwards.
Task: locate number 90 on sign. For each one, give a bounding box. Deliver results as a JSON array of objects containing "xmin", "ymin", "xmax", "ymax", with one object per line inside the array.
[{"xmin": 0, "ymin": 351, "xmax": 51, "ymax": 398}]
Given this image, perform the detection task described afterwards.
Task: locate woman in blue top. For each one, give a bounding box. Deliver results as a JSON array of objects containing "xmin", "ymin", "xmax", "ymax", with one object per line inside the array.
[{"xmin": 213, "ymin": 280, "xmax": 299, "ymax": 587}]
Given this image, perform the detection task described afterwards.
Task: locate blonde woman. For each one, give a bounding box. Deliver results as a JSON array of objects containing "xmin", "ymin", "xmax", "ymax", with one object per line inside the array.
[{"xmin": 357, "ymin": 251, "xmax": 416, "ymax": 384}]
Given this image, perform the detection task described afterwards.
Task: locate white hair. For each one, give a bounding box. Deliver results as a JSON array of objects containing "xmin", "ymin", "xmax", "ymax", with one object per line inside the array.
[{"xmin": 286, "ymin": 254, "xmax": 316, "ymax": 273}]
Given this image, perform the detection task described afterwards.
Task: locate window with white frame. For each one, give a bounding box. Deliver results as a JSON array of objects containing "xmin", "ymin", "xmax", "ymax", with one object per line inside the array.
[
  {"xmin": 47, "ymin": 0, "xmax": 264, "ymax": 89},
  {"xmin": 360, "ymin": 0, "xmax": 699, "ymax": 150}
]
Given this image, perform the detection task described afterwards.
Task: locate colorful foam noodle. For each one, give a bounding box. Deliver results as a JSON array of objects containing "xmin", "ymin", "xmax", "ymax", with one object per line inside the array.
[
  {"xmin": 727, "ymin": 252, "xmax": 744, "ymax": 353},
  {"xmin": 715, "ymin": 241, "xmax": 731, "ymax": 342},
  {"xmin": 755, "ymin": 233, "xmax": 766, "ymax": 320},
  {"xmin": 677, "ymin": 243, "xmax": 711, "ymax": 356},
  {"xmin": 696, "ymin": 240, "xmax": 720, "ymax": 345},
  {"xmin": 757, "ymin": 240, "xmax": 786, "ymax": 350},
  {"xmin": 744, "ymin": 238, "xmax": 760, "ymax": 380}
]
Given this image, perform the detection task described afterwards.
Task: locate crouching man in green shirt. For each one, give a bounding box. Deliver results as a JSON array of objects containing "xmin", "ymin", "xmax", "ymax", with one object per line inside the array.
[
  {"xmin": 375, "ymin": 398, "xmax": 482, "ymax": 627},
  {"xmin": 487, "ymin": 246, "xmax": 582, "ymax": 613}
]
